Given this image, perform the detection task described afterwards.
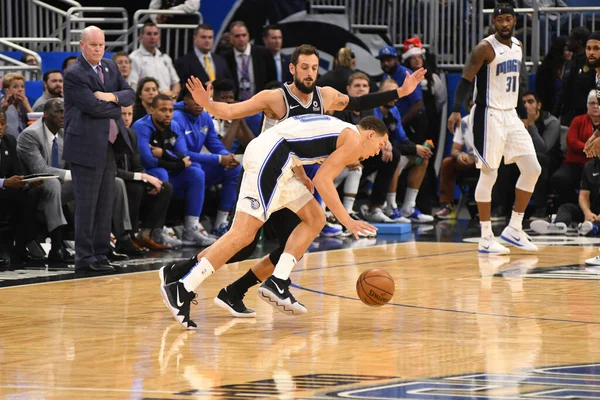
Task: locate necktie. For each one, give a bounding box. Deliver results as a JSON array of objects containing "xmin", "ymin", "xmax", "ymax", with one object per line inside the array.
[
  {"xmin": 275, "ymin": 55, "xmax": 282, "ymax": 82},
  {"xmin": 51, "ymin": 136, "xmax": 59, "ymax": 168},
  {"xmin": 96, "ymin": 65, "xmax": 118, "ymax": 143},
  {"xmin": 239, "ymin": 54, "xmax": 251, "ymax": 101},
  {"xmin": 204, "ymin": 54, "xmax": 216, "ymax": 81}
]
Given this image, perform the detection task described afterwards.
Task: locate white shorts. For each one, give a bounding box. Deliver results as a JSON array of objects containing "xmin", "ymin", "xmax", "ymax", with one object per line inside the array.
[
  {"xmin": 235, "ymin": 133, "xmax": 314, "ymax": 222},
  {"xmin": 469, "ymin": 105, "xmax": 535, "ymax": 169}
]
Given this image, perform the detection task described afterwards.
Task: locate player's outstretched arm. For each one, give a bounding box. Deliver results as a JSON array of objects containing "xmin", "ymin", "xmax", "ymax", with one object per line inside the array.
[
  {"xmin": 313, "ymin": 130, "xmax": 377, "ymax": 239},
  {"xmin": 322, "ymin": 68, "xmax": 427, "ymax": 112},
  {"xmin": 186, "ymin": 76, "xmax": 272, "ymax": 120},
  {"xmin": 448, "ymin": 41, "xmax": 494, "ymax": 133}
]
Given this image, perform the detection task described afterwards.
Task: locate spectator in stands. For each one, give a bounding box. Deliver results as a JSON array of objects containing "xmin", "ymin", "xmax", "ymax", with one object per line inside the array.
[
  {"xmin": 373, "ymin": 79, "xmax": 434, "ymax": 223},
  {"xmin": 174, "ymin": 24, "xmax": 232, "ymax": 91},
  {"xmin": 16, "ymin": 99, "xmax": 74, "ymax": 263},
  {"xmin": 531, "ymin": 156, "xmax": 600, "ymax": 237},
  {"xmin": 209, "ymin": 78, "xmax": 257, "ymax": 152},
  {"xmin": 133, "ymin": 93, "xmax": 216, "ymax": 246},
  {"xmin": 1, "ymin": 73, "xmax": 32, "ymax": 137},
  {"xmin": 377, "ymin": 45, "xmax": 427, "ymax": 144},
  {"xmin": 21, "ymin": 54, "xmax": 40, "ymax": 81},
  {"xmin": 551, "ymin": 89, "xmax": 600, "ymax": 206},
  {"xmin": 222, "ymin": 21, "xmax": 277, "ymax": 100},
  {"xmin": 133, "ymin": 77, "xmax": 159, "ymax": 123},
  {"xmin": 317, "ymin": 48, "xmax": 378, "ymax": 95},
  {"xmin": 149, "ymin": 0, "xmax": 200, "ymax": 24},
  {"xmin": 129, "ymin": 22, "xmax": 180, "ymax": 95},
  {"xmin": 262, "ymin": 24, "xmax": 292, "ymax": 84},
  {"xmin": 61, "ymin": 56, "xmax": 77, "ymax": 74},
  {"xmin": 554, "ymin": 27, "xmax": 595, "ymax": 126},
  {"xmin": 173, "ymin": 87, "xmax": 241, "ymax": 236},
  {"xmin": 216, "ymin": 32, "xmax": 233, "ymax": 55},
  {"xmin": 333, "ymin": 72, "xmax": 401, "ymax": 223},
  {"xmin": 112, "ymin": 52, "xmax": 132, "ymax": 82},
  {"xmin": 33, "ymin": 69, "xmax": 63, "ymax": 112},
  {"xmin": 435, "ymin": 98, "xmax": 477, "ymax": 220},
  {"xmin": 535, "ymin": 36, "xmax": 568, "ymax": 114},
  {"xmin": 116, "ymin": 105, "xmax": 177, "ymax": 250},
  {"xmin": 0, "ymin": 109, "xmax": 44, "ymax": 265}
]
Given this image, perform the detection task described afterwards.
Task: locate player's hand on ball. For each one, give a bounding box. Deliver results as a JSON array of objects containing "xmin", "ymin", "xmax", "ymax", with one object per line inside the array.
[{"xmin": 344, "ymin": 218, "xmax": 377, "ymax": 240}]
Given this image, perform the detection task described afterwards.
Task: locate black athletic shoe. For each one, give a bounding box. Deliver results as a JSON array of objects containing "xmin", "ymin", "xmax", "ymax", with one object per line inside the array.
[
  {"xmin": 257, "ymin": 276, "xmax": 307, "ymax": 315},
  {"xmin": 213, "ymin": 287, "xmax": 256, "ymax": 318},
  {"xmin": 163, "ymin": 281, "xmax": 197, "ymax": 329}
]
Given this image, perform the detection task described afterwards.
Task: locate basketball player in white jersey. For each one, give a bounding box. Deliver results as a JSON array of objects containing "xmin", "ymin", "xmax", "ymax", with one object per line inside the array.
[
  {"xmin": 161, "ymin": 115, "xmax": 389, "ymax": 328},
  {"xmin": 158, "ymin": 44, "xmax": 425, "ymax": 320},
  {"xmin": 448, "ymin": 4, "xmax": 541, "ymax": 254}
]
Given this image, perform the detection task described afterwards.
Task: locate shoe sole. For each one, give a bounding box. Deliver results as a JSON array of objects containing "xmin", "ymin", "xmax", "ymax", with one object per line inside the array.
[
  {"xmin": 162, "ymin": 289, "xmax": 197, "ymax": 330},
  {"xmin": 478, "ymin": 248, "xmax": 510, "ymax": 255},
  {"xmin": 257, "ymin": 287, "xmax": 307, "ymax": 315},
  {"xmin": 213, "ymin": 297, "xmax": 256, "ymax": 318},
  {"xmin": 182, "ymin": 240, "xmax": 215, "ymax": 247},
  {"xmin": 320, "ymin": 232, "xmax": 342, "ymax": 237},
  {"xmin": 500, "ymin": 234, "xmax": 539, "ymax": 251}
]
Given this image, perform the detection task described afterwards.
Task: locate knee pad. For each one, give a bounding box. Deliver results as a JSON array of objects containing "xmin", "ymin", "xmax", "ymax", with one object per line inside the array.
[
  {"xmin": 516, "ymin": 155, "xmax": 541, "ymax": 193},
  {"xmin": 474, "ymin": 168, "xmax": 498, "ymax": 203}
]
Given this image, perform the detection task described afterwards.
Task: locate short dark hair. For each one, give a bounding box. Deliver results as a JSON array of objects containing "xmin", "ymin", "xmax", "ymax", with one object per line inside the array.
[
  {"xmin": 43, "ymin": 69, "xmax": 62, "ymax": 82},
  {"xmin": 264, "ymin": 80, "xmax": 284, "ymax": 90},
  {"xmin": 0, "ymin": 109, "xmax": 6, "ymax": 120},
  {"xmin": 522, "ymin": 90, "xmax": 540, "ymax": 103},
  {"xmin": 291, "ymin": 44, "xmax": 319, "ymax": 66},
  {"xmin": 570, "ymin": 26, "xmax": 591, "ymax": 46},
  {"xmin": 262, "ymin": 24, "xmax": 281, "ymax": 38},
  {"xmin": 358, "ymin": 116, "xmax": 388, "ymax": 136},
  {"xmin": 151, "ymin": 93, "xmax": 173, "ymax": 108},
  {"xmin": 141, "ymin": 21, "xmax": 158, "ymax": 35},
  {"xmin": 43, "ymin": 98, "xmax": 64, "ymax": 113},
  {"xmin": 229, "ymin": 21, "xmax": 246, "ymax": 32},
  {"xmin": 194, "ymin": 23, "xmax": 213, "ymax": 35},
  {"xmin": 212, "ymin": 78, "xmax": 235, "ymax": 94},
  {"xmin": 62, "ymin": 56, "xmax": 77, "ymax": 71},
  {"xmin": 135, "ymin": 77, "xmax": 160, "ymax": 104}
]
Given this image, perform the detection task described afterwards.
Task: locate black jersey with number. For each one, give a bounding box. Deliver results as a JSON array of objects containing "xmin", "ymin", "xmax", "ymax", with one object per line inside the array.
[{"xmin": 260, "ymin": 83, "xmax": 325, "ymax": 132}]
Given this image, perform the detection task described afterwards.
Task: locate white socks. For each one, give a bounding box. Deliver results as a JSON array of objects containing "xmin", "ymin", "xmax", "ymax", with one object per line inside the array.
[
  {"xmin": 214, "ymin": 210, "xmax": 229, "ymax": 228},
  {"xmin": 402, "ymin": 188, "xmax": 419, "ymax": 211},
  {"xmin": 509, "ymin": 210, "xmax": 524, "ymax": 231},
  {"xmin": 481, "ymin": 221, "xmax": 493, "ymax": 238},
  {"xmin": 386, "ymin": 192, "xmax": 398, "ymax": 210},
  {"xmin": 273, "ymin": 253, "xmax": 297, "ymax": 280},
  {"xmin": 181, "ymin": 257, "xmax": 215, "ymax": 292},
  {"xmin": 343, "ymin": 196, "xmax": 356, "ymax": 213},
  {"xmin": 184, "ymin": 215, "xmax": 199, "ymax": 230}
]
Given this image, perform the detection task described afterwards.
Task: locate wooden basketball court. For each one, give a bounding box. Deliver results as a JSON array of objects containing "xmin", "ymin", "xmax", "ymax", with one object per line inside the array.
[{"xmin": 1, "ymin": 241, "xmax": 600, "ymax": 399}]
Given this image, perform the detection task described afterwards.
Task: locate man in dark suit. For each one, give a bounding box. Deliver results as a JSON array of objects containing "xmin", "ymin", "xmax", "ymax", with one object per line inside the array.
[
  {"xmin": 223, "ymin": 21, "xmax": 277, "ymax": 100},
  {"xmin": 63, "ymin": 26, "xmax": 136, "ymax": 272},
  {"xmin": 262, "ymin": 24, "xmax": 292, "ymax": 83},
  {"xmin": 0, "ymin": 109, "xmax": 44, "ymax": 266},
  {"xmin": 174, "ymin": 24, "xmax": 232, "ymax": 92}
]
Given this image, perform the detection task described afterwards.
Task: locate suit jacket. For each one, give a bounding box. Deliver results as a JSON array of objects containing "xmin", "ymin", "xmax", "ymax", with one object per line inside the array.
[
  {"xmin": 0, "ymin": 134, "xmax": 22, "ymax": 179},
  {"xmin": 16, "ymin": 118, "xmax": 69, "ymax": 180},
  {"xmin": 279, "ymin": 53, "xmax": 293, "ymax": 83},
  {"xmin": 114, "ymin": 127, "xmax": 144, "ymax": 181},
  {"xmin": 63, "ymin": 55, "xmax": 135, "ymax": 168},
  {"xmin": 223, "ymin": 45, "xmax": 277, "ymax": 99},
  {"xmin": 174, "ymin": 51, "xmax": 232, "ymax": 87}
]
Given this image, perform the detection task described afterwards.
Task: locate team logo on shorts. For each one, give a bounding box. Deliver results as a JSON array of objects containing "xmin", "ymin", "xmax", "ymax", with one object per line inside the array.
[{"xmin": 245, "ymin": 196, "xmax": 260, "ymax": 210}]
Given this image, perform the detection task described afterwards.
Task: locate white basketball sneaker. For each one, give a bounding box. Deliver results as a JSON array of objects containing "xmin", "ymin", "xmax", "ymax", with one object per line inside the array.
[
  {"xmin": 478, "ymin": 235, "xmax": 510, "ymax": 255},
  {"xmin": 530, "ymin": 220, "xmax": 567, "ymax": 235},
  {"xmin": 500, "ymin": 226, "xmax": 539, "ymax": 251}
]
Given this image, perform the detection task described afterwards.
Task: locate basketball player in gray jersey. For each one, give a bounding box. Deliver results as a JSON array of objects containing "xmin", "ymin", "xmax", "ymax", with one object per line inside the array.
[
  {"xmin": 448, "ymin": 4, "xmax": 540, "ymax": 255},
  {"xmin": 159, "ymin": 44, "xmax": 426, "ymax": 322}
]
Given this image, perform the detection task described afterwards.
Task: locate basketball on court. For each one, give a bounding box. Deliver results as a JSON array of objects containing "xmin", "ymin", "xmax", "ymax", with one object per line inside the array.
[{"xmin": 356, "ymin": 268, "xmax": 395, "ymax": 306}]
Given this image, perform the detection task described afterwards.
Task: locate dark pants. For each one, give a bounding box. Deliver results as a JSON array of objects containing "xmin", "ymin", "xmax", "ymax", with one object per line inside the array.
[
  {"xmin": 533, "ymin": 152, "xmax": 562, "ymax": 210},
  {"xmin": 551, "ymin": 163, "xmax": 584, "ymax": 207},
  {"xmin": 0, "ymin": 188, "xmax": 39, "ymax": 254},
  {"xmin": 71, "ymin": 145, "xmax": 116, "ymax": 269},
  {"xmin": 361, "ymin": 147, "xmax": 401, "ymax": 207},
  {"xmin": 555, "ymin": 203, "xmax": 585, "ymax": 225},
  {"xmin": 126, "ymin": 180, "xmax": 173, "ymax": 232}
]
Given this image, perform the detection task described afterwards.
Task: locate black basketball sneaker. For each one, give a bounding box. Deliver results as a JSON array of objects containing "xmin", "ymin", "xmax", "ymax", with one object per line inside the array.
[
  {"xmin": 163, "ymin": 280, "xmax": 198, "ymax": 329},
  {"xmin": 257, "ymin": 276, "xmax": 307, "ymax": 315},
  {"xmin": 213, "ymin": 287, "xmax": 256, "ymax": 318}
]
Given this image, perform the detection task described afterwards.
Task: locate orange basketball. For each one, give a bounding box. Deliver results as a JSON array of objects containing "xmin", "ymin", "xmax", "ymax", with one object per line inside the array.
[{"xmin": 356, "ymin": 268, "xmax": 395, "ymax": 306}]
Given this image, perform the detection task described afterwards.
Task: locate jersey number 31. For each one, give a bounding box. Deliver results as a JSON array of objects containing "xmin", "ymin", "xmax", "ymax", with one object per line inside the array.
[{"xmin": 505, "ymin": 76, "xmax": 517, "ymax": 93}]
